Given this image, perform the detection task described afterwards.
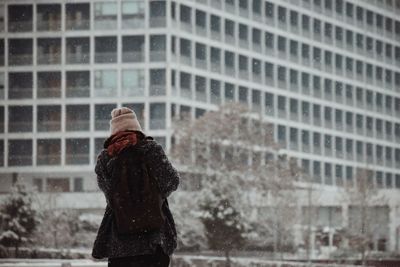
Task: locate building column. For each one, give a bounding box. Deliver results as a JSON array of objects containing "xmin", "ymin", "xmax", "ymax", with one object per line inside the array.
[{"xmin": 388, "ymin": 205, "xmax": 399, "ymax": 252}]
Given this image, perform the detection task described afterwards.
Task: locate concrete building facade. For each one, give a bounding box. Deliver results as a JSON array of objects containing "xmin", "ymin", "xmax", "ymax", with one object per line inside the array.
[{"xmin": 0, "ymin": 0, "xmax": 399, "ymax": 252}]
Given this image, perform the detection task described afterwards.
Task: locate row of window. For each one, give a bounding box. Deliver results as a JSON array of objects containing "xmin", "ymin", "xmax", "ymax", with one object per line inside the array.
[
  {"xmin": 0, "ymin": 69, "xmax": 163, "ymax": 99},
  {"xmin": 0, "ymin": 103, "xmax": 166, "ymax": 132},
  {"xmin": 0, "ymin": 135, "xmax": 167, "ymax": 167},
  {"xmin": 2, "ymin": 1, "xmax": 165, "ymax": 32},
  {"xmin": 276, "ymin": 125, "xmax": 400, "ymax": 167},
  {"xmin": 183, "ymin": 2, "xmax": 400, "ymax": 66}
]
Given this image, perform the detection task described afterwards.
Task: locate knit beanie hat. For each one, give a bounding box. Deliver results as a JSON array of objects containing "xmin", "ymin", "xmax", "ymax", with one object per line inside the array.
[{"xmin": 109, "ymin": 107, "xmax": 143, "ymax": 135}]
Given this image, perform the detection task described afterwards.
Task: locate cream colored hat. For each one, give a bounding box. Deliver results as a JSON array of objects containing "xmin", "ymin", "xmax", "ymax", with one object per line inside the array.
[{"xmin": 109, "ymin": 107, "xmax": 143, "ymax": 135}]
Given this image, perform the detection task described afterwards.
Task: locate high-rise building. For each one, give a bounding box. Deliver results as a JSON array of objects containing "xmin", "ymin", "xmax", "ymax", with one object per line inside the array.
[{"xmin": 0, "ymin": 0, "xmax": 399, "ymax": 251}]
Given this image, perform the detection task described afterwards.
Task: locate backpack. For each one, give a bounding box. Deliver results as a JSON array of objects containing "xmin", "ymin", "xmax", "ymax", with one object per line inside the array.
[{"xmin": 110, "ymin": 141, "xmax": 165, "ymax": 235}]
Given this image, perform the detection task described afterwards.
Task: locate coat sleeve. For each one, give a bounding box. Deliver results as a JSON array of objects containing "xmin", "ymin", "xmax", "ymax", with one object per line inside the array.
[
  {"xmin": 144, "ymin": 141, "xmax": 180, "ymax": 198},
  {"xmin": 95, "ymin": 150, "xmax": 112, "ymax": 197}
]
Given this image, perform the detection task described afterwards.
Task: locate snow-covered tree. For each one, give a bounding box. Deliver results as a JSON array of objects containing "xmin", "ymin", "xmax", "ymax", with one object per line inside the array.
[
  {"xmin": 171, "ymin": 103, "xmax": 298, "ymax": 261},
  {"xmin": 0, "ymin": 183, "xmax": 38, "ymax": 257},
  {"xmin": 343, "ymin": 167, "xmax": 388, "ymax": 265}
]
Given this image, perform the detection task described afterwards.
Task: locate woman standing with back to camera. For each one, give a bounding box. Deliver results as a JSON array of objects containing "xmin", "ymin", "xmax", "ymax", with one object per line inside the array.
[{"xmin": 92, "ymin": 107, "xmax": 180, "ymax": 267}]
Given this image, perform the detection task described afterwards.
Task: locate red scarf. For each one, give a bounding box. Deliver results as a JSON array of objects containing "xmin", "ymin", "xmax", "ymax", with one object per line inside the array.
[{"xmin": 107, "ymin": 131, "xmax": 138, "ymax": 157}]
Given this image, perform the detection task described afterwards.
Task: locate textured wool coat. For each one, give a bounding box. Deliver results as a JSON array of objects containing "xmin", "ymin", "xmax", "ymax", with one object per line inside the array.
[{"xmin": 92, "ymin": 137, "xmax": 180, "ymax": 260}]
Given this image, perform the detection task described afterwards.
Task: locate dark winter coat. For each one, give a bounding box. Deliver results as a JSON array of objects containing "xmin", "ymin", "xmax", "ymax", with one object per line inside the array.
[{"xmin": 92, "ymin": 137, "xmax": 180, "ymax": 260}]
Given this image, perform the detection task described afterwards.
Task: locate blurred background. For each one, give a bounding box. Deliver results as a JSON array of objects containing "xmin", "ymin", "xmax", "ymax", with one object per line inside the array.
[{"xmin": 0, "ymin": 0, "xmax": 399, "ymax": 266}]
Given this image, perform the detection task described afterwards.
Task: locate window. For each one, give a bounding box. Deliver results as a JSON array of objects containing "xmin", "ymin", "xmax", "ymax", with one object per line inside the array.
[
  {"xmin": 37, "ymin": 139, "xmax": 61, "ymax": 165},
  {"xmin": 149, "ymin": 1, "xmax": 166, "ymax": 27},
  {"xmin": 66, "ymin": 138, "xmax": 89, "ymax": 165},
  {"xmin": 95, "ymin": 104, "xmax": 117, "ymax": 130},
  {"xmin": 150, "ymin": 103, "xmax": 166, "ymax": 130},
  {"xmin": 150, "ymin": 35, "xmax": 166, "ymax": 61},
  {"xmin": 150, "ymin": 69, "xmax": 166, "ymax": 96},
  {"xmin": 122, "ymin": 35, "xmax": 145, "ymax": 62},
  {"xmin": 37, "ymin": 105, "xmax": 61, "ymax": 132},
  {"xmin": 8, "ymin": 139, "xmax": 32, "ymax": 166},
  {"xmin": 94, "ymin": 2, "xmax": 117, "ymax": 29},
  {"xmin": 265, "ymin": 32, "xmax": 274, "ymax": 49},
  {"xmin": 225, "ymin": 19, "xmax": 234, "ymax": 37},
  {"xmin": 225, "ymin": 83, "xmax": 235, "ymax": 102},
  {"xmin": 8, "ymin": 72, "xmax": 32, "ymax": 99},
  {"xmin": 195, "ymin": 76, "xmax": 206, "ymax": 102},
  {"xmin": 8, "ymin": 106, "xmax": 32, "ymax": 132},
  {"xmin": 95, "ymin": 36, "xmax": 117, "ymax": 63},
  {"xmin": 278, "ymin": 6, "xmax": 286, "ymax": 24},
  {"xmin": 265, "ymin": 2, "xmax": 274, "ymax": 19},
  {"xmin": 122, "ymin": 1, "xmax": 145, "ymax": 28},
  {"xmin": 66, "ymin": 105, "xmax": 90, "ymax": 131},
  {"xmin": 122, "ymin": 69, "xmax": 145, "ymax": 96},
  {"xmin": 94, "ymin": 70, "xmax": 117, "ymax": 97}
]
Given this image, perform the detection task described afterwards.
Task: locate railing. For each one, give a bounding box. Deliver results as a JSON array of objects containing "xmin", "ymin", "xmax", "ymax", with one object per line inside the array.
[
  {"xmin": 180, "ymin": 55, "xmax": 192, "ymax": 66},
  {"xmin": 8, "ymin": 122, "xmax": 32, "ymax": 132},
  {"xmin": 122, "ymin": 18, "xmax": 144, "ymax": 29},
  {"xmin": 37, "ymin": 121, "xmax": 61, "ymax": 132},
  {"xmin": 8, "ymin": 155, "xmax": 32, "ymax": 166},
  {"xmin": 95, "ymin": 120, "xmax": 109, "ymax": 131},
  {"xmin": 8, "ymin": 88, "xmax": 32, "ymax": 99},
  {"xmin": 211, "ymin": 62, "xmax": 221, "ymax": 73},
  {"xmin": 149, "ymin": 85, "xmax": 166, "ymax": 96},
  {"xmin": 66, "ymin": 120, "xmax": 89, "ymax": 131},
  {"xmin": 150, "ymin": 17, "xmax": 166, "ymax": 28},
  {"xmin": 196, "ymin": 59, "xmax": 207, "ymax": 69},
  {"xmin": 180, "ymin": 88, "xmax": 192, "ymax": 99},
  {"xmin": 8, "ymin": 21, "xmax": 32, "ymax": 32},
  {"xmin": 65, "ymin": 153, "xmax": 89, "ymax": 165},
  {"xmin": 66, "ymin": 86, "xmax": 90, "ymax": 98},
  {"xmin": 122, "ymin": 51, "xmax": 144, "ymax": 62},
  {"xmin": 66, "ymin": 53, "xmax": 90, "ymax": 64},
  {"xmin": 196, "ymin": 26, "xmax": 207, "ymax": 36},
  {"xmin": 37, "ymin": 54, "xmax": 61, "ymax": 65},
  {"xmin": 66, "ymin": 19, "xmax": 90, "ymax": 30},
  {"xmin": 211, "ymin": 0, "xmax": 222, "ymax": 9},
  {"xmin": 37, "ymin": 155, "xmax": 61, "ymax": 165},
  {"xmin": 9, "ymin": 55, "xmax": 33, "ymax": 66},
  {"xmin": 37, "ymin": 87, "xmax": 61, "ymax": 98},
  {"xmin": 150, "ymin": 51, "xmax": 166, "ymax": 62},
  {"xmin": 95, "ymin": 52, "xmax": 117, "ymax": 63},
  {"xmin": 37, "ymin": 21, "xmax": 61, "ymax": 31},
  {"xmin": 94, "ymin": 19, "xmax": 117, "ymax": 30},
  {"xmin": 195, "ymin": 91, "xmax": 207, "ymax": 102}
]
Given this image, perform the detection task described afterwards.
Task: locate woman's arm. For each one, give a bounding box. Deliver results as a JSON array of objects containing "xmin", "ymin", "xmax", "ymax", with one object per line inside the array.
[{"xmin": 145, "ymin": 141, "xmax": 180, "ymax": 198}]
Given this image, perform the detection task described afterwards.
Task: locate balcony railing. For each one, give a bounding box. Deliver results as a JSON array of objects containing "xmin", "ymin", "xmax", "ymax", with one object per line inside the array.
[
  {"xmin": 211, "ymin": 62, "xmax": 221, "ymax": 73},
  {"xmin": 8, "ymin": 155, "xmax": 32, "ymax": 166},
  {"xmin": 67, "ymin": 53, "xmax": 90, "ymax": 64},
  {"xmin": 95, "ymin": 52, "xmax": 117, "ymax": 63},
  {"xmin": 66, "ymin": 86, "xmax": 90, "ymax": 98},
  {"xmin": 9, "ymin": 21, "xmax": 32, "ymax": 32},
  {"xmin": 37, "ymin": 121, "xmax": 61, "ymax": 132},
  {"xmin": 94, "ymin": 88, "xmax": 117, "ymax": 97},
  {"xmin": 196, "ymin": 59, "xmax": 207, "ymax": 69},
  {"xmin": 122, "ymin": 51, "xmax": 144, "ymax": 62},
  {"xmin": 66, "ymin": 120, "xmax": 89, "ymax": 131},
  {"xmin": 8, "ymin": 88, "xmax": 32, "ymax": 99},
  {"xmin": 150, "ymin": 17, "xmax": 166, "ymax": 28},
  {"xmin": 66, "ymin": 19, "xmax": 90, "ymax": 30},
  {"xmin": 37, "ymin": 21, "xmax": 61, "ymax": 31},
  {"xmin": 37, "ymin": 155, "xmax": 61, "ymax": 165},
  {"xmin": 66, "ymin": 153, "xmax": 89, "ymax": 165},
  {"xmin": 95, "ymin": 120, "xmax": 109, "ymax": 130},
  {"xmin": 195, "ymin": 91, "xmax": 207, "ymax": 102},
  {"xmin": 122, "ymin": 17, "xmax": 144, "ymax": 29},
  {"xmin": 37, "ymin": 87, "xmax": 61, "ymax": 98},
  {"xmin": 37, "ymin": 53, "xmax": 61, "ymax": 65},
  {"xmin": 9, "ymin": 55, "xmax": 32, "ymax": 66},
  {"xmin": 94, "ymin": 19, "xmax": 117, "ymax": 30},
  {"xmin": 9, "ymin": 122, "xmax": 32, "ymax": 132},
  {"xmin": 150, "ymin": 51, "xmax": 166, "ymax": 62},
  {"xmin": 149, "ymin": 85, "xmax": 165, "ymax": 96},
  {"xmin": 180, "ymin": 55, "xmax": 192, "ymax": 66},
  {"xmin": 180, "ymin": 88, "xmax": 192, "ymax": 99}
]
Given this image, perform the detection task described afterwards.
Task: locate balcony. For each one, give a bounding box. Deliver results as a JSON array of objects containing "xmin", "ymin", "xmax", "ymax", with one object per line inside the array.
[
  {"xmin": 9, "ymin": 122, "xmax": 32, "ymax": 132},
  {"xmin": 66, "ymin": 120, "xmax": 89, "ymax": 131},
  {"xmin": 122, "ymin": 15, "xmax": 144, "ymax": 29},
  {"xmin": 66, "ymin": 86, "xmax": 90, "ymax": 98},
  {"xmin": 95, "ymin": 52, "xmax": 117, "ymax": 63},
  {"xmin": 37, "ymin": 121, "xmax": 61, "ymax": 132},
  {"xmin": 66, "ymin": 19, "xmax": 90, "ymax": 30},
  {"xmin": 37, "ymin": 155, "xmax": 61, "ymax": 165},
  {"xmin": 8, "ymin": 5, "xmax": 33, "ymax": 32},
  {"xmin": 9, "ymin": 87, "xmax": 32, "ymax": 99},
  {"xmin": 38, "ymin": 53, "xmax": 61, "ymax": 65},
  {"xmin": 37, "ymin": 4, "xmax": 61, "ymax": 31},
  {"xmin": 94, "ymin": 18, "xmax": 117, "ymax": 30},
  {"xmin": 9, "ymin": 54, "xmax": 32, "ymax": 66},
  {"xmin": 150, "ymin": 51, "xmax": 166, "ymax": 62},
  {"xmin": 150, "ymin": 17, "xmax": 166, "ymax": 28},
  {"xmin": 66, "ymin": 154, "xmax": 89, "ymax": 165},
  {"xmin": 66, "ymin": 53, "xmax": 90, "ymax": 64},
  {"xmin": 122, "ymin": 51, "xmax": 144, "ymax": 63}
]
